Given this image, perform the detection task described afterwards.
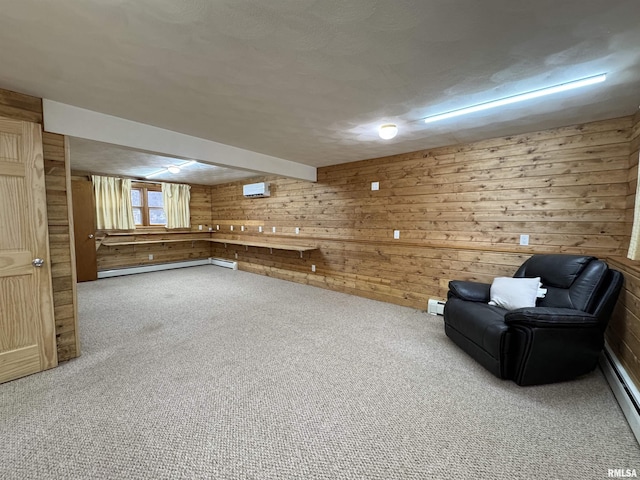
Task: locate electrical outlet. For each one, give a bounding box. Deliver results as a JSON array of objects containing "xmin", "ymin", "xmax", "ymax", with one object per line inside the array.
[
  {"xmin": 216, "ymin": 225, "xmax": 219, "ymax": 230},
  {"xmin": 198, "ymin": 224, "xmax": 203, "ymax": 230},
  {"xmin": 258, "ymin": 226, "xmax": 263, "ymax": 233},
  {"xmin": 234, "ymin": 253, "xmax": 238, "ymax": 259},
  {"xmin": 371, "ymin": 181, "xmax": 379, "ymax": 191},
  {"xmin": 520, "ymin": 234, "xmax": 529, "ymax": 246},
  {"xmin": 295, "ymin": 227, "xmax": 300, "ymax": 235},
  {"xmin": 241, "ymin": 226, "xmax": 245, "ymax": 232},
  {"xmin": 230, "ymin": 225, "xmax": 234, "ymax": 231},
  {"xmin": 148, "ymin": 254, "xmax": 153, "ymax": 260},
  {"xmin": 393, "ymin": 230, "xmax": 400, "ymax": 239},
  {"xmin": 272, "ymin": 226, "xmax": 276, "ymax": 233},
  {"xmin": 208, "ymin": 226, "xmax": 213, "ymax": 231},
  {"xmin": 311, "ymin": 264, "xmax": 316, "ymax": 272}
]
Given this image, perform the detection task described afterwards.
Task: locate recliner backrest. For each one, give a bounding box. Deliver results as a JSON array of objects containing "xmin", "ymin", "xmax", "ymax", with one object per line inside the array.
[{"xmin": 513, "ymin": 255, "xmax": 608, "ymax": 313}]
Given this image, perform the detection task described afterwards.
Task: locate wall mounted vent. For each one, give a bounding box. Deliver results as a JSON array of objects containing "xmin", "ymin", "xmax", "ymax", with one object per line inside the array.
[{"xmin": 243, "ymin": 182, "xmax": 270, "ymax": 198}]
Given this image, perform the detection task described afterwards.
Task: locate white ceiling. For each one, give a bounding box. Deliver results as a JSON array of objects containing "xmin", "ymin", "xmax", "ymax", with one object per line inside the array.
[
  {"xmin": 1, "ymin": 0, "xmax": 639, "ymax": 180},
  {"xmin": 68, "ymin": 137, "xmax": 261, "ymax": 185}
]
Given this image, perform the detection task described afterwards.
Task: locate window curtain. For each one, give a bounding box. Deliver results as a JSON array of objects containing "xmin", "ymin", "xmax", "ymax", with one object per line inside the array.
[
  {"xmin": 92, "ymin": 175, "xmax": 135, "ymax": 230},
  {"xmin": 628, "ymin": 168, "xmax": 640, "ymax": 260},
  {"xmin": 162, "ymin": 182, "xmax": 191, "ymax": 229}
]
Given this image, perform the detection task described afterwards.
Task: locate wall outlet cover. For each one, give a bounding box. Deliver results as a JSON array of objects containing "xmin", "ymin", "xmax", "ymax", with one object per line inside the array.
[
  {"xmin": 371, "ymin": 181, "xmax": 379, "ymax": 191},
  {"xmin": 393, "ymin": 230, "xmax": 400, "ymax": 239}
]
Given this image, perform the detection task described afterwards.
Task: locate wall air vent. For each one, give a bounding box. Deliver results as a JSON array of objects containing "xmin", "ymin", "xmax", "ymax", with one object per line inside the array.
[{"xmin": 243, "ymin": 182, "xmax": 270, "ymax": 198}]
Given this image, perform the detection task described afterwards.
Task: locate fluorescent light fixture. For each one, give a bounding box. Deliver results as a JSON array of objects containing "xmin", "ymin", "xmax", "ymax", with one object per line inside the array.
[
  {"xmin": 423, "ymin": 73, "xmax": 607, "ymax": 124},
  {"xmin": 378, "ymin": 123, "xmax": 398, "ymax": 139},
  {"xmin": 145, "ymin": 169, "xmax": 168, "ymax": 179}
]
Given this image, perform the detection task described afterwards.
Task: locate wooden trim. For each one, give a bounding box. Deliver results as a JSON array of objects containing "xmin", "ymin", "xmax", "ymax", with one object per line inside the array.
[{"xmin": 64, "ymin": 136, "xmax": 80, "ymax": 357}]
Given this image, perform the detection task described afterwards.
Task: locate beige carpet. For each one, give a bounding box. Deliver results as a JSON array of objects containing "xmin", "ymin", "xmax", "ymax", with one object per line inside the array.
[{"xmin": 1, "ymin": 266, "xmax": 638, "ymax": 479}]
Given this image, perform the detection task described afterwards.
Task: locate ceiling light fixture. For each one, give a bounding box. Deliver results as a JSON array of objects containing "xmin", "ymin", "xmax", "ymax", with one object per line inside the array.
[
  {"xmin": 145, "ymin": 160, "xmax": 198, "ymax": 179},
  {"xmin": 423, "ymin": 73, "xmax": 607, "ymax": 124},
  {"xmin": 378, "ymin": 123, "xmax": 398, "ymax": 140}
]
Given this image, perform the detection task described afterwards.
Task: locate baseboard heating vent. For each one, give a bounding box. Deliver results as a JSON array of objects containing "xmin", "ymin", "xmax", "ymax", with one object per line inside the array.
[
  {"xmin": 601, "ymin": 343, "xmax": 640, "ymax": 444},
  {"xmin": 427, "ymin": 299, "xmax": 446, "ymax": 316},
  {"xmin": 209, "ymin": 258, "xmax": 238, "ymax": 270},
  {"xmin": 98, "ymin": 259, "xmax": 211, "ymax": 278}
]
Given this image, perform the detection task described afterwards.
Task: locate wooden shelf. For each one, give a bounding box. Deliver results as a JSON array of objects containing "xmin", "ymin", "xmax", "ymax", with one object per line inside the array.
[
  {"xmin": 208, "ymin": 238, "xmax": 317, "ymax": 257},
  {"xmin": 99, "ymin": 233, "xmax": 317, "ymax": 258},
  {"xmin": 103, "ymin": 239, "xmax": 210, "ymax": 246}
]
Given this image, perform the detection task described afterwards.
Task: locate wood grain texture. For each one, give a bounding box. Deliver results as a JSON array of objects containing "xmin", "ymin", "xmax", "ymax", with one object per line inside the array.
[
  {"xmin": 605, "ymin": 112, "xmax": 640, "ymax": 390},
  {"xmin": 0, "ymin": 87, "xmax": 79, "ymax": 363},
  {"xmin": 211, "ymin": 117, "xmax": 632, "ymax": 303},
  {"xmin": 607, "ymin": 257, "xmax": 640, "ymax": 389},
  {"xmin": 43, "ymin": 132, "xmax": 78, "ymax": 361}
]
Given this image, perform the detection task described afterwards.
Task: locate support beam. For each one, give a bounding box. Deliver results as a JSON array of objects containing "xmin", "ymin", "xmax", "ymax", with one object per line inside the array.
[{"xmin": 42, "ymin": 100, "xmax": 317, "ymax": 182}]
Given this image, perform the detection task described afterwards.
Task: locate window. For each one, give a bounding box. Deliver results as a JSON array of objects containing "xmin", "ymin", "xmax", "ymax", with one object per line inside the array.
[{"xmin": 131, "ymin": 183, "xmax": 167, "ymax": 226}]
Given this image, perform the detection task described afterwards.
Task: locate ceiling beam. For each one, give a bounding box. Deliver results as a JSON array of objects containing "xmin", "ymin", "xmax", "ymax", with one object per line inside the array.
[{"xmin": 42, "ymin": 100, "xmax": 317, "ymax": 182}]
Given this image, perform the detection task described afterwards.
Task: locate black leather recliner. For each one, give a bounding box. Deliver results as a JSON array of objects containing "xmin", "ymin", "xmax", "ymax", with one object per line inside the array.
[{"xmin": 443, "ymin": 255, "xmax": 623, "ymax": 386}]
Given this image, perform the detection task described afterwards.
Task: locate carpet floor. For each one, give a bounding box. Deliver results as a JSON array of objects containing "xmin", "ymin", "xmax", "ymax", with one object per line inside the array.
[{"xmin": 1, "ymin": 266, "xmax": 638, "ymax": 479}]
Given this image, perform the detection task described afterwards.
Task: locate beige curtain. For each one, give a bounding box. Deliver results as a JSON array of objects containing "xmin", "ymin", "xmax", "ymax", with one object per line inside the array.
[
  {"xmin": 92, "ymin": 175, "xmax": 135, "ymax": 230},
  {"xmin": 162, "ymin": 182, "xmax": 191, "ymax": 229},
  {"xmin": 629, "ymin": 168, "xmax": 640, "ymax": 259}
]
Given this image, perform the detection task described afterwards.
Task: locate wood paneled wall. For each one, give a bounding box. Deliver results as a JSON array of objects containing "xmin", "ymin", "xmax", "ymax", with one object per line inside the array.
[
  {"xmin": 94, "ymin": 184, "xmax": 213, "ymax": 271},
  {"xmin": 606, "ymin": 111, "xmax": 640, "ymax": 387},
  {"xmin": 0, "ymin": 88, "xmax": 79, "ymax": 362},
  {"xmin": 608, "ymin": 257, "xmax": 640, "ymax": 388},
  {"xmin": 210, "ymin": 117, "xmax": 632, "ymax": 308}
]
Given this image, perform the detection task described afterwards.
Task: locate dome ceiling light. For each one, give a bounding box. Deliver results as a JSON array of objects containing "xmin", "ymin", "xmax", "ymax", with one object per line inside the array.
[{"xmin": 378, "ymin": 123, "xmax": 398, "ymax": 140}]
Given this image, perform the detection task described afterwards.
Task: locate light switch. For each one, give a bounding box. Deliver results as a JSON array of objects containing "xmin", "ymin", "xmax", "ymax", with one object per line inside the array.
[
  {"xmin": 230, "ymin": 225, "xmax": 234, "ymax": 231},
  {"xmin": 272, "ymin": 226, "xmax": 276, "ymax": 233},
  {"xmin": 520, "ymin": 234, "xmax": 529, "ymax": 246},
  {"xmin": 295, "ymin": 227, "xmax": 300, "ymax": 234},
  {"xmin": 258, "ymin": 226, "xmax": 263, "ymax": 233},
  {"xmin": 241, "ymin": 226, "xmax": 245, "ymax": 232}
]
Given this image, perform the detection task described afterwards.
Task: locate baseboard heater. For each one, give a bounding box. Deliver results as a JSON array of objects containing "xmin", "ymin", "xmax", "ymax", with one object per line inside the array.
[
  {"xmin": 210, "ymin": 258, "xmax": 238, "ymax": 270},
  {"xmin": 600, "ymin": 342, "xmax": 640, "ymax": 444},
  {"xmin": 98, "ymin": 257, "xmax": 238, "ymax": 278}
]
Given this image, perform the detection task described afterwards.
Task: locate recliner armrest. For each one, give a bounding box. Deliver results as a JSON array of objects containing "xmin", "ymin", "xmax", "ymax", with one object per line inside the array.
[
  {"xmin": 448, "ymin": 280, "xmax": 491, "ymax": 302},
  {"xmin": 504, "ymin": 307, "xmax": 599, "ymax": 328}
]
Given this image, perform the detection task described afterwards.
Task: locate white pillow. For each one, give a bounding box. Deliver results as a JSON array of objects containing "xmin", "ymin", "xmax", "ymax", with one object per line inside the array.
[{"xmin": 488, "ymin": 277, "xmax": 541, "ymax": 310}]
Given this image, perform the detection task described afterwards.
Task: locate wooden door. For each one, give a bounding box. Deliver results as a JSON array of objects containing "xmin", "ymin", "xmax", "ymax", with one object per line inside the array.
[
  {"xmin": 0, "ymin": 117, "xmax": 57, "ymax": 383},
  {"xmin": 72, "ymin": 179, "xmax": 97, "ymax": 282}
]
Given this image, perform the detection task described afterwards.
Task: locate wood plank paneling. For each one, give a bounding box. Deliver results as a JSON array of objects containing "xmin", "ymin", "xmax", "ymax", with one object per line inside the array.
[
  {"xmin": 0, "ymin": 87, "xmax": 78, "ymax": 362},
  {"xmin": 607, "ymin": 257, "xmax": 640, "ymax": 389},
  {"xmin": 43, "ymin": 133, "xmax": 79, "ymax": 361},
  {"xmin": 210, "ymin": 116, "xmax": 634, "ymax": 365},
  {"xmin": 605, "ymin": 111, "xmax": 640, "ymax": 391}
]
